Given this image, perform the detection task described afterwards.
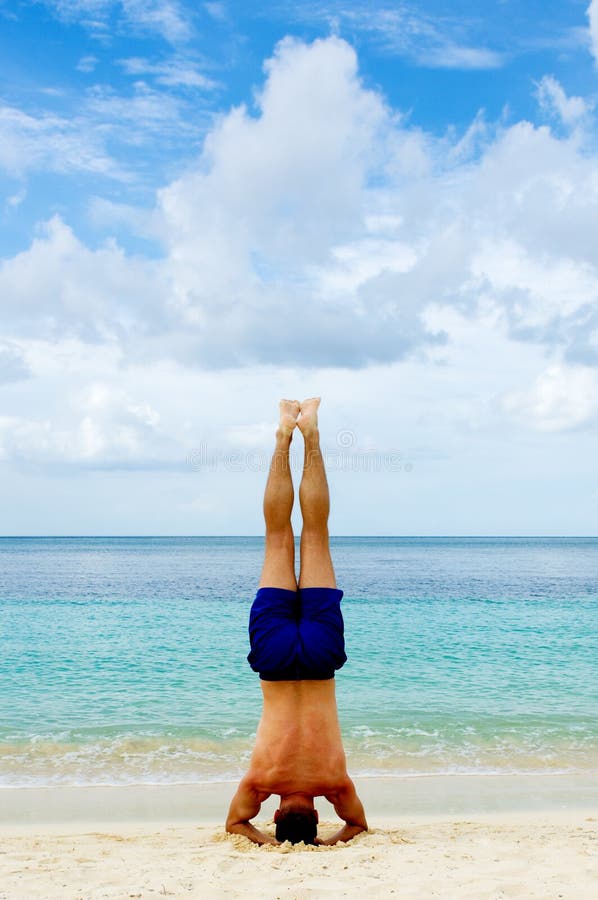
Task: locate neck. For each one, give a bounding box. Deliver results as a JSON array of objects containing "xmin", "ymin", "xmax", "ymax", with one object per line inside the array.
[{"xmin": 280, "ymin": 792, "xmax": 314, "ymax": 811}]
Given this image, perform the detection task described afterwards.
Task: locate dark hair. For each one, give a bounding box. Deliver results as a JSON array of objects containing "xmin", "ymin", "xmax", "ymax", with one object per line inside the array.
[{"xmin": 275, "ymin": 809, "xmax": 318, "ymax": 845}]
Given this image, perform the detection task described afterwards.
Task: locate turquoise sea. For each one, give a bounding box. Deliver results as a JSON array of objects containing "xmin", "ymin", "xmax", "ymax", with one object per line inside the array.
[{"xmin": 1, "ymin": 536, "xmax": 597, "ymax": 787}]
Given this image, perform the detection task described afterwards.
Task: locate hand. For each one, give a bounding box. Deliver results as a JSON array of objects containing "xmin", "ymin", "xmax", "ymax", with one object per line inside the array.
[
  {"xmin": 227, "ymin": 822, "xmax": 280, "ymax": 846},
  {"xmin": 315, "ymin": 823, "xmax": 367, "ymax": 845},
  {"xmin": 261, "ymin": 834, "xmax": 281, "ymax": 847}
]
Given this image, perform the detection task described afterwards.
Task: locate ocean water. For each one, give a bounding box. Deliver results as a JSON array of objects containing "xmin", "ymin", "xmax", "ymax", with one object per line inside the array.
[{"xmin": 1, "ymin": 536, "xmax": 597, "ymax": 787}]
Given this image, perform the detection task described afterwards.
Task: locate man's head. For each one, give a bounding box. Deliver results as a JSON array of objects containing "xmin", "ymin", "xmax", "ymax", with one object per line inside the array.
[{"xmin": 274, "ymin": 800, "xmax": 319, "ymax": 845}]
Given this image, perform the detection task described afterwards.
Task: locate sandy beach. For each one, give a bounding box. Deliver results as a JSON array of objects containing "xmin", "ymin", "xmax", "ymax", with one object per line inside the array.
[{"xmin": 1, "ymin": 775, "xmax": 596, "ymax": 899}]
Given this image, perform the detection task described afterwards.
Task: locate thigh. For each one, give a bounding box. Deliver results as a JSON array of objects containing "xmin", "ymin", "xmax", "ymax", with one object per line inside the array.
[
  {"xmin": 248, "ymin": 587, "xmax": 300, "ymax": 678},
  {"xmin": 298, "ymin": 531, "xmax": 336, "ymax": 589},
  {"xmin": 297, "ymin": 588, "xmax": 347, "ymax": 675},
  {"xmin": 258, "ymin": 530, "xmax": 297, "ymax": 591}
]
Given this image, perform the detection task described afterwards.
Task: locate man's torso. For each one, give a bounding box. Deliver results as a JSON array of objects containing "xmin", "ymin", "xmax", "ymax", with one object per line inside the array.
[{"xmin": 246, "ymin": 680, "xmax": 348, "ymax": 797}]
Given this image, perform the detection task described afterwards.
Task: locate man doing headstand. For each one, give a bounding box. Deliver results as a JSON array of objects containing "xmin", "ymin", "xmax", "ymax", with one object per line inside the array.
[{"xmin": 226, "ymin": 398, "xmax": 368, "ymax": 846}]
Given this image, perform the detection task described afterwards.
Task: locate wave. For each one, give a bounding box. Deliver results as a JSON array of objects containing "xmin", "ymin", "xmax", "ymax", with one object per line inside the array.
[{"xmin": 2, "ymin": 727, "xmax": 597, "ymax": 788}]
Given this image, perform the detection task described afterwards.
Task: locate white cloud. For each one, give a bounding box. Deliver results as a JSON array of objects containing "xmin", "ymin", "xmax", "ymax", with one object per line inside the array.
[
  {"xmin": 85, "ymin": 81, "xmax": 196, "ymax": 137},
  {"xmin": 589, "ymin": 0, "xmax": 598, "ymax": 63},
  {"xmin": 204, "ymin": 1, "xmax": 226, "ymax": 21},
  {"xmin": 312, "ymin": 236, "xmax": 418, "ymax": 295},
  {"xmin": 0, "ymin": 322, "xmax": 596, "ymax": 540},
  {"xmin": 44, "ymin": 1, "xmax": 192, "ymax": 43},
  {"xmin": 0, "ymin": 380, "xmax": 174, "ymax": 467},
  {"xmin": 154, "ymin": 35, "xmax": 443, "ymax": 366},
  {"xmin": 290, "ymin": 2, "xmax": 505, "ymax": 70},
  {"xmin": 2, "ymin": 36, "xmax": 598, "ymax": 530},
  {"xmin": 76, "ymin": 54, "xmax": 98, "ymax": 73},
  {"xmin": 123, "ymin": 0, "xmax": 191, "ymax": 43},
  {"xmin": 502, "ymin": 365, "xmax": 598, "ymax": 431},
  {"xmin": 0, "ymin": 216, "xmax": 167, "ymax": 342},
  {"xmin": 0, "ymin": 77, "xmax": 208, "ymax": 182},
  {"xmin": 469, "ymin": 239, "xmax": 598, "ymax": 350},
  {"xmin": 5, "ymin": 187, "xmax": 26, "ymax": 209},
  {"xmin": 3, "ymin": 35, "xmax": 598, "ymax": 377},
  {"xmin": 415, "ymin": 44, "xmax": 503, "ymax": 70},
  {"xmin": 0, "ymin": 104, "xmax": 123, "ymax": 178},
  {"xmin": 87, "ymin": 195, "xmax": 160, "ymax": 236},
  {"xmin": 118, "ymin": 56, "xmax": 217, "ymax": 89},
  {"xmin": 536, "ymin": 75, "xmax": 592, "ymax": 126}
]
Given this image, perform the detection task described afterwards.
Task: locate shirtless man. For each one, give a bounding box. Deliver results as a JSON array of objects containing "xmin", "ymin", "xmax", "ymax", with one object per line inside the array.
[{"xmin": 226, "ymin": 398, "xmax": 368, "ymax": 846}]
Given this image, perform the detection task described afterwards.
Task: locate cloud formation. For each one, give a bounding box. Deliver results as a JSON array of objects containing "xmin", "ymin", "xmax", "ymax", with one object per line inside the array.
[
  {"xmin": 1, "ymin": 6, "xmax": 597, "ymax": 534},
  {"xmin": 0, "ymin": 81, "xmax": 201, "ymax": 183},
  {"xmin": 44, "ymin": 1, "xmax": 192, "ymax": 43},
  {"xmin": 536, "ymin": 75, "xmax": 592, "ymax": 126},
  {"xmin": 0, "ymin": 379, "xmax": 176, "ymax": 468},
  {"xmin": 1, "ymin": 32, "xmax": 598, "ymax": 489},
  {"xmin": 3, "ymin": 38, "xmax": 598, "ymax": 376},
  {"xmin": 118, "ymin": 56, "xmax": 217, "ymax": 89},
  {"xmin": 502, "ymin": 364, "xmax": 598, "ymax": 431},
  {"xmin": 0, "ymin": 216, "xmax": 167, "ymax": 343},
  {"xmin": 0, "ymin": 104, "xmax": 122, "ymax": 178},
  {"xmin": 289, "ymin": 2, "xmax": 505, "ymax": 69},
  {"xmin": 153, "ymin": 36, "xmax": 449, "ymax": 366}
]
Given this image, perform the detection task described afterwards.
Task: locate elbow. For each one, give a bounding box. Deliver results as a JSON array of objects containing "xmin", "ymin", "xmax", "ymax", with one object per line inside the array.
[{"xmin": 226, "ymin": 818, "xmax": 246, "ymax": 835}]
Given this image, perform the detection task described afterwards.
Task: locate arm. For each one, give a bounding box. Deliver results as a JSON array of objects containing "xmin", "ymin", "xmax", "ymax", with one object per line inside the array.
[
  {"xmin": 320, "ymin": 779, "xmax": 368, "ymax": 845},
  {"xmin": 225, "ymin": 780, "xmax": 278, "ymax": 846}
]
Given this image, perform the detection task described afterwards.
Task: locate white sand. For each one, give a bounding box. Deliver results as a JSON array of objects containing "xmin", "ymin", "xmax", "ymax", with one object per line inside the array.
[
  {"xmin": 1, "ymin": 776, "xmax": 597, "ymax": 899},
  {"xmin": 1, "ymin": 815, "xmax": 597, "ymax": 899}
]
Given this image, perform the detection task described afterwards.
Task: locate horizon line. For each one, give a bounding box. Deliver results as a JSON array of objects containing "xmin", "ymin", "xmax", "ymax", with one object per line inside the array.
[{"xmin": 1, "ymin": 534, "xmax": 597, "ymax": 540}]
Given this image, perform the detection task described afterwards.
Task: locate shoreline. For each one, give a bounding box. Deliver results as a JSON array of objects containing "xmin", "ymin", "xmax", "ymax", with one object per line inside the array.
[{"xmin": 2, "ymin": 772, "xmax": 597, "ymax": 827}]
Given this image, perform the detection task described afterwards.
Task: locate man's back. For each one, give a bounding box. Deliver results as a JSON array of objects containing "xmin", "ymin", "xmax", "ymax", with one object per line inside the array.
[{"xmin": 247, "ymin": 680, "xmax": 349, "ymax": 797}]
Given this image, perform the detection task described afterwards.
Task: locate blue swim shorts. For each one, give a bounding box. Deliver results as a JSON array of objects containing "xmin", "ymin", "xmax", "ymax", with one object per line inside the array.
[{"xmin": 247, "ymin": 586, "xmax": 347, "ymax": 681}]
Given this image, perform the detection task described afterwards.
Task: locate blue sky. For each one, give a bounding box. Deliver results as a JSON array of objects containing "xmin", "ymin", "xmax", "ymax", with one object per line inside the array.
[{"xmin": 1, "ymin": 0, "xmax": 598, "ymax": 534}]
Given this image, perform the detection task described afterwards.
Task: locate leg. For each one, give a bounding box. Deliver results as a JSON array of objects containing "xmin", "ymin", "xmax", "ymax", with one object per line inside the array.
[
  {"xmin": 258, "ymin": 400, "xmax": 300, "ymax": 591},
  {"xmin": 297, "ymin": 398, "xmax": 336, "ymax": 589}
]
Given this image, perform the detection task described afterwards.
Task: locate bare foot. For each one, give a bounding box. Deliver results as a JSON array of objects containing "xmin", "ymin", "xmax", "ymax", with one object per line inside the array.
[
  {"xmin": 297, "ymin": 397, "xmax": 321, "ymax": 436},
  {"xmin": 278, "ymin": 399, "xmax": 300, "ymax": 437}
]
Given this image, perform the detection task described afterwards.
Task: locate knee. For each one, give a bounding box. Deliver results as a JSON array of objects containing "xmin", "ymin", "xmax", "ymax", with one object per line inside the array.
[
  {"xmin": 264, "ymin": 527, "xmax": 295, "ymax": 563},
  {"xmin": 300, "ymin": 525, "xmax": 329, "ymax": 548},
  {"xmin": 265, "ymin": 524, "xmax": 294, "ymax": 545}
]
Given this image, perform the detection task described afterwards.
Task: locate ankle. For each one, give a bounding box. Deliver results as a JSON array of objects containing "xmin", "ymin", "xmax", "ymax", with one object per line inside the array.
[{"xmin": 302, "ymin": 427, "xmax": 320, "ymax": 445}]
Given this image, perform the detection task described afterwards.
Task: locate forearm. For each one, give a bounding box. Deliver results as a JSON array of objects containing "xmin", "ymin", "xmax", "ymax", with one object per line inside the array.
[
  {"xmin": 320, "ymin": 822, "xmax": 367, "ymax": 845},
  {"xmin": 328, "ymin": 781, "xmax": 368, "ymax": 844},
  {"xmin": 226, "ymin": 821, "xmax": 278, "ymax": 846}
]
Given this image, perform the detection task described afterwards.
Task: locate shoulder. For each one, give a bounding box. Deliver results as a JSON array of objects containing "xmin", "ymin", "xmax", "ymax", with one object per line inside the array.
[
  {"xmin": 226, "ymin": 777, "xmax": 271, "ymax": 830},
  {"xmin": 324, "ymin": 774, "xmax": 355, "ymax": 803},
  {"xmin": 236, "ymin": 773, "xmax": 271, "ymax": 803}
]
